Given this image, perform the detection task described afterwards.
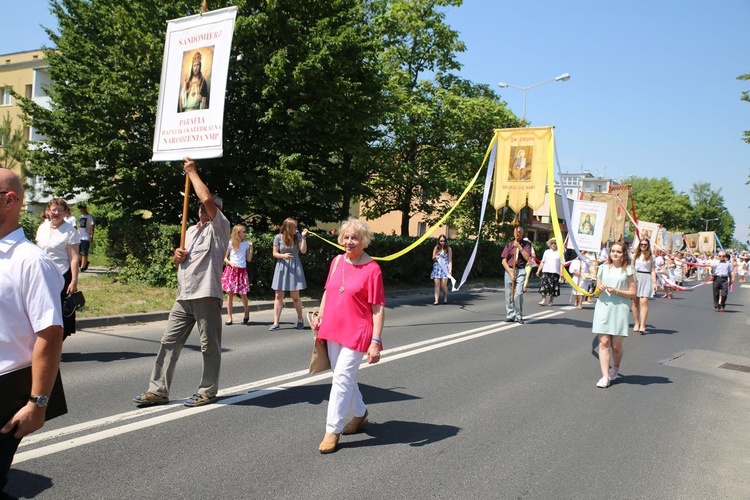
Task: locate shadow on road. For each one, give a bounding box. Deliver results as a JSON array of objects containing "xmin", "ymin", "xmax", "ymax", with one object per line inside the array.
[
  {"xmin": 5, "ymin": 469, "xmax": 53, "ymax": 499},
  {"xmin": 612, "ymin": 374, "xmax": 672, "ymax": 386},
  {"xmin": 532, "ymin": 317, "xmax": 591, "ymax": 329},
  {"xmin": 342, "ymin": 420, "xmax": 460, "ymax": 449},
  {"xmin": 237, "ymin": 383, "xmax": 421, "ymax": 409},
  {"xmin": 62, "ymin": 351, "xmax": 155, "ymax": 363}
]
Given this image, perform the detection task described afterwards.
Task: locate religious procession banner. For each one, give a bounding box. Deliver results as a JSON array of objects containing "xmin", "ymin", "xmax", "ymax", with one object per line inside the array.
[
  {"xmin": 152, "ymin": 7, "xmax": 238, "ymax": 161},
  {"xmin": 490, "ymin": 127, "xmax": 552, "ymax": 213},
  {"xmin": 670, "ymin": 232, "xmax": 684, "ymax": 253},
  {"xmin": 633, "ymin": 220, "xmax": 660, "ymax": 249},
  {"xmin": 685, "ymin": 233, "xmax": 700, "ymax": 254},
  {"xmin": 607, "ymin": 184, "xmax": 630, "ymax": 242},
  {"xmin": 699, "ymin": 231, "xmax": 716, "ymax": 254},
  {"xmin": 580, "ymin": 192, "xmax": 624, "ymax": 245},
  {"xmin": 567, "ymin": 200, "xmax": 608, "ymax": 253},
  {"xmin": 657, "ymin": 227, "xmax": 668, "ymax": 251}
]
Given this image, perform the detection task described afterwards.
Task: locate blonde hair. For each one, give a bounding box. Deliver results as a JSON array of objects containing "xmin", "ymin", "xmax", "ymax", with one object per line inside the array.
[
  {"xmin": 230, "ymin": 224, "xmax": 245, "ymax": 251},
  {"xmin": 279, "ymin": 218, "xmax": 298, "ymax": 248},
  {"xmin": 337, "ymin": 217, "xmax": 372, "ymax": 248}
]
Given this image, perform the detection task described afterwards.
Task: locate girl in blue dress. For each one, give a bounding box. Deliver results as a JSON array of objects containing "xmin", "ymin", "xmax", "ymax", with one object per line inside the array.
[
  {"xmin": 592, "ymin": 242, "xmax": 636, "ymax": 388},
  {"xmin": 430, "ymin": 236, "xmax": 452, "ymax": 304}
]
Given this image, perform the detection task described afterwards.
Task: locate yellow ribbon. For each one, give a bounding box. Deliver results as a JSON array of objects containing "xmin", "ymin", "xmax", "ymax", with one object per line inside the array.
[
  {"xmin": 547, "ymin": 133, "xmax": 593, "ymax": 296},
  {"xmin": 308, "ymin": 135, "xmax": 499, "ymax": 261}
]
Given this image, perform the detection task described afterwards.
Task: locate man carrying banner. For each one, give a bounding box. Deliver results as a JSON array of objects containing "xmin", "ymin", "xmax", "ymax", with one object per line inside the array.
[
  {"xmin": 501, "ymin": 226, "xmax": 533, "ymax": 324},
  {"xmin": 133, "ymin": 158, "xmax": 230, "ymax": 407},
  {"xmin": 711, "ymin": 251, "xmax": 733, "ymax": 312}
]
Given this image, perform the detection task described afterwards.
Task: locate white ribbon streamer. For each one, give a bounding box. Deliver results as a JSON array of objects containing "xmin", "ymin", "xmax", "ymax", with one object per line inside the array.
[{"xmin": 453, "ymin": 141, "xmax": 497, "ymax": 291}]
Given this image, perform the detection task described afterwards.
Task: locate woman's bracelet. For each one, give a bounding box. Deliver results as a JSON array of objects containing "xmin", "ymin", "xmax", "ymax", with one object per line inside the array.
[
  {"xmin": 71, "ymin": 280, "xmax": 78, "ymax": 284},
  {"xmin": 371, "ymin": 338, "xmax": 382, "ymax": 344}
]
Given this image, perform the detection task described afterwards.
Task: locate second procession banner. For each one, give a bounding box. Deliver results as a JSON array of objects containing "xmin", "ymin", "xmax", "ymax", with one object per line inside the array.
[{"xmin": 490, "ymin": 127, "xmax": 552, "ymax": 213}]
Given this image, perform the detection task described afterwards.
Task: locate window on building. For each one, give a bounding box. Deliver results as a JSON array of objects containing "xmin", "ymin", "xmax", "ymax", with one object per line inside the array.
[
  {"xmin": 0, "ymin": 86, "xmax": 12, "ymax": 106},
  {"xmin": 25, "ymin": 84, "xmax": 32, "ymax": 99},
  {"xmin": 417, "ymin": 222, "xmax": 426, "ymax": 237}
]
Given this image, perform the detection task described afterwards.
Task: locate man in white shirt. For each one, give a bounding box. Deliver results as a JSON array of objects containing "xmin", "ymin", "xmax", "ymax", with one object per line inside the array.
[{"xmin": 0, "ymin": 168, "xmax": 65, "ymax": 496}]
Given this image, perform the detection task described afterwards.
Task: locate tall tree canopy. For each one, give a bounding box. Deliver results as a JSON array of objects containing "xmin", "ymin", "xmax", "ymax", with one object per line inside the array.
[
  {"xmin": 739, "ymin": 72, "xmax": 750, "ymax": 145},
  {"xmin": 621, "ymin": 176, "xmax": 693, "ymax": 233},
  {"xmin": 689, "ymin": 182, "xmax": 734, "ymax": 245},
  {"xmin": 362, "ymin": 0, "xmax": 520, "ymax": 235},
  {"xmin": 622, "ymin": 176, "xmax": 735, "ymax": 246}
]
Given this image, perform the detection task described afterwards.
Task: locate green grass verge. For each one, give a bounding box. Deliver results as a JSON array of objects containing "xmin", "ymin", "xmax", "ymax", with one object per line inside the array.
[{"xmin": 77, "ymin": 273, "xmax": 176, "ymax": 317}]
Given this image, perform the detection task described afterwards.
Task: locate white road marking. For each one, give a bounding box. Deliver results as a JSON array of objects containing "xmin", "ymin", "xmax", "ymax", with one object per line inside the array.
[{"xmin": 13, "ymin": 309, "xmax": 565, "ymax": 464}]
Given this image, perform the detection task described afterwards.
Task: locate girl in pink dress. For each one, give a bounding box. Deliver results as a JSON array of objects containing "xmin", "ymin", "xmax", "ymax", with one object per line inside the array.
[{"xmin": 221, "ymin": 224, "xmax": 252, "ymax": 325}]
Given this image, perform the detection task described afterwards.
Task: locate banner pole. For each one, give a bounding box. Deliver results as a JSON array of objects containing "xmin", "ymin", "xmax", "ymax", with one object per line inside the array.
[
  {"xmin": 509, "ymin": 214, "xmax": 520, "ymax": 304},
  {"xmin": 180, "ymin": 172, "xmax": 191, "ymax": 249}
]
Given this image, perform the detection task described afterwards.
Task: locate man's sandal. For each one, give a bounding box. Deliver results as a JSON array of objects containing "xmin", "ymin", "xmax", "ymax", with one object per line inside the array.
[
  {"xmin": 132, "ymin": 392, "xmax": 169, "ymax": 406},
  {"xmin": 184, "ymin": 393, "xmax": 217, "ymax": 407}
]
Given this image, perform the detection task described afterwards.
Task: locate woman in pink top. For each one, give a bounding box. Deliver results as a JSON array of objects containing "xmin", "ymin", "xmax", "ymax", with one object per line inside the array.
[{"xmin": 311, "ymin": 218, "xmax": 385, "ymax": 454}]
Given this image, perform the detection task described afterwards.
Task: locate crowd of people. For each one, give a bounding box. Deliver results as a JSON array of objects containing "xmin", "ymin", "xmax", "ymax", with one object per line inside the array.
[
  {"xmin": 519, "ymin": 235, "xmax": 744, "ymax": 388},
  {"xmin": 3, "ymin": 156, "xmax": 747, "ymax": 494}
]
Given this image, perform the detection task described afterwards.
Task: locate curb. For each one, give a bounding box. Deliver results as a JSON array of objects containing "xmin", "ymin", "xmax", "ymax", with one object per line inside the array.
[{"xmin": 77, "ymin": 282, "xmax": 505, "ymax": 329}]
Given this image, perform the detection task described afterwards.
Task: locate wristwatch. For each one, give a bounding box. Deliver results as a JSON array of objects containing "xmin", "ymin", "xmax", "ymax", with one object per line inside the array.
[{"xmin": 29, "ymin": 395, "xmax": 50, "ymax": 407}]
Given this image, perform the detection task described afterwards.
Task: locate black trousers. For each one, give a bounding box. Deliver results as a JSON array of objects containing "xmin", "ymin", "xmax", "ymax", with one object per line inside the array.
[
  {"xmin": 0, "ymin": 423, "xmax": 22, "ymax": 494},
  {"xmin": 712, "ymin": 276, "xmax": 728, "ymax": 308},
  {"xmin": 61, "ymin": 268, "xmax": 75, "ymax": 339}
]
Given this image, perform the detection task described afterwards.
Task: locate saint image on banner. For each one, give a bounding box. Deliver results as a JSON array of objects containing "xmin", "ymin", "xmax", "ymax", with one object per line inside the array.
[
  {"xmin": 508, "ymin": 147, "xmax": 532, "ymax": 181},
  {"xmin": 579, "ymin": 213, "xmax": 596, "ymax": 235},
  {"xmin": 177, "ymin": 46, "xmax": 214, "ymax": 113}
]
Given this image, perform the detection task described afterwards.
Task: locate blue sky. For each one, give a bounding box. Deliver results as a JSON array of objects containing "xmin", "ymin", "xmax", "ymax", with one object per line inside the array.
[{"xmin": 2, "ymin": 0, "xmax": 749, "ymax": 245}]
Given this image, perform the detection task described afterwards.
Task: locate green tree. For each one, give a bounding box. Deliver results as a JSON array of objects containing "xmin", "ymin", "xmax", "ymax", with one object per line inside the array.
[
  {"xmin": 225, "ymin": 0, "xmax": 388, "ymax": 227},
  {"xmin": 0, "ymin": 112, "xmax": 28, "ymax": 171},
  {"xmin": 739, "ymin": 72, "xmax": 750, "ymax": 144},
  {"xmin": 690, "ymin": 181, "xmax": 735, "ymax": 245},
  {"xmin": 739, "ymin": 72, "xmax": 749, "ymax": 240},
  {"xmin": 621, "ymin": 176, "xmax": 693, "ymax": 233},
  {"xmin": 21, "ymin": 0, "xmax": 386, "ymax": 231},
  {"xmin": 363, "ymin": 0, "xmax": 520, "ymax": 236},
  {"xmin": 424, "ymin": 75, "xmax": 521, "ymax": 239}
]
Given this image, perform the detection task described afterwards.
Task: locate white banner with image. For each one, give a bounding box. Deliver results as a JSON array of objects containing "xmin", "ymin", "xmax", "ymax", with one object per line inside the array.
[
  {"xmin": 567, "ymin": 200, "xmax": 608, "ymax": 254},
  {"xmin": 152, "ymin": 7, "xmax": 238, "ymax": 161}
]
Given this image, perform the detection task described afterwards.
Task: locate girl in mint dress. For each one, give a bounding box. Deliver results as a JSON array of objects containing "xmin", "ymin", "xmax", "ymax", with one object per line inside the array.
[{"xmin": 592, "ymin": 242, "xmax": 637, "ymax": 388}]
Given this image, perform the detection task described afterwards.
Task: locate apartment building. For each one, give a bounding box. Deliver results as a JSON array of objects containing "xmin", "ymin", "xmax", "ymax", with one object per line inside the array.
[{"xmin": 0, "ymin": 49, "xmax": 69, "ymax": 210}]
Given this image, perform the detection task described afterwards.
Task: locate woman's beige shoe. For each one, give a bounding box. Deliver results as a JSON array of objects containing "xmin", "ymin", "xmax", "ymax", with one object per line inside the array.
[
  {"xmin": 342, "ymin": 410, "xmax": 369, "ymax": 435},
  {"xmin": 318, "ymin": 432, "xmax": 340, "ymax": 454}
]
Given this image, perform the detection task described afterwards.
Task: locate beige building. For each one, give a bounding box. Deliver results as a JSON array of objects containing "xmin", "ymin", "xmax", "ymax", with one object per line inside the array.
[
  {"xmin": 0, "ymin": 49, "xmax": 60, "ymax": 208},
  {"xmin": 316, "ymin": 199, "xmax": 454, "ymax": 239},
  {"xmin": 1, "ymin": 50, "xmax": 46, "ymax": 155}
]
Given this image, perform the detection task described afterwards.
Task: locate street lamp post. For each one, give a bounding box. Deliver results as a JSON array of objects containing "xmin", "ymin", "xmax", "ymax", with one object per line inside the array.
[
  {"xmin": 498, "ymin": 73, "xmax": 570, "ymax": 122},
  {"xmin": 699, "ymin": 217, "xmax": 719, "ymax": 231}
]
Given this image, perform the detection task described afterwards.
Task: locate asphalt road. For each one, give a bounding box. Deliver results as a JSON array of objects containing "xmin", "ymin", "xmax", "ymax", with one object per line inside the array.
[{"xmin": 6, "ymin": 281, "xmax": 750, "ymax": 499}]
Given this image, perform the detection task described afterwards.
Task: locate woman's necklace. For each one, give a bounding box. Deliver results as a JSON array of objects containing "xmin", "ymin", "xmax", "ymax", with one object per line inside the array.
[{"xmin": 340, "ymin": 254, "xmax": 363, "ymax": 293}]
